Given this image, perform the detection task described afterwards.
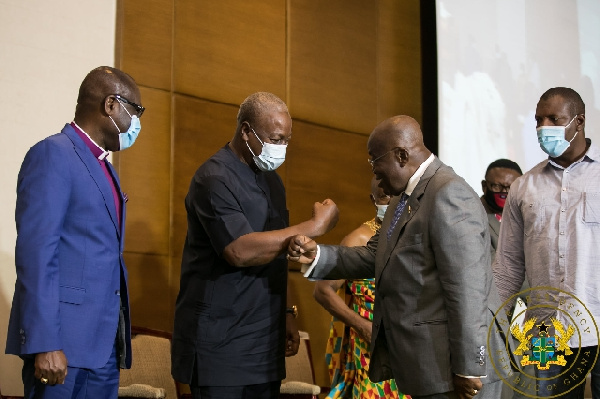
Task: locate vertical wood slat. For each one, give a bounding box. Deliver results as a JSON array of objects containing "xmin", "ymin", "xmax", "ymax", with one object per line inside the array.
[{"xmin": 116, "ymin": 0, "xmax": 422, "ymax": 389}]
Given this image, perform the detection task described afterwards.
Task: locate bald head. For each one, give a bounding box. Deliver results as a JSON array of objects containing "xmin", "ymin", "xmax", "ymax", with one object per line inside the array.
[
  {"xmin": 237, "ymin": 92, "xmax": 289, "ymax": 129},
  {"xmin": 368, "ymin": 115, "xmax": 431, "ymax": 196},
  {"xmin": 369, "ymin": 115, "xmax": 426, "ymax": 152},
  {"xmin": 76, "ymin": 67, "xmax": 138, "ymax": 114}
]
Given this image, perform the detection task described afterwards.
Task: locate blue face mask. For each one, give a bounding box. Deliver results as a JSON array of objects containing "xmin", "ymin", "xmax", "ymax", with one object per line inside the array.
[
  {"xmin": 376, "ymin": 204, "xmax": 388, "ymax": 221},
  {"xmin": 110, "ymin": 100, "xmax": 142, "ymax": 151},
  {"xmin": 536, "ymin": 115, "xmax": 577, "ymax": 158}
]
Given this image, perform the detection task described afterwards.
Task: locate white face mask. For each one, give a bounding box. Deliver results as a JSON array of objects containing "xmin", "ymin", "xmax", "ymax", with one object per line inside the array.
[
  {"xmin": 376, "ymin": 204, "xmax": 388, "ymax": 221},
  {"xmin": 246, "ymin": 128, "xmax": 287, "ymax": 172}
]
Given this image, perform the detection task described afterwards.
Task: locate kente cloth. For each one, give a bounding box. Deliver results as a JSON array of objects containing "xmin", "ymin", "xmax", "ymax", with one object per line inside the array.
[{"xmin": 324, "ymin": 220, "xmax": 409, "ymax": 398}]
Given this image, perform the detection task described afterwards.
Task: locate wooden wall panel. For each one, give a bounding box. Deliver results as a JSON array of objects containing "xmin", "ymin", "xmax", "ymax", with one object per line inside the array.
[
  {"xmin": 286, "ymin": 120, "xmax": 375, "ymax": 247},
  {"xmin": 174, "ymin": 0, "xmax": 286, "ymax": 104},
  {"xmin": 288, "ymin": 0, "xmax": 378, "ymax": 134},
  {"xmin": 124, "ymin": 253, "xmax": 173, "ymax": 332},
  {"xmin": 116, "ymin": 87, "xmax": 171, "ymax": 255},
  {"xmin": 116, "ymin": 0, "xmax": 424, "ymax": 388},
  {"xmin": 377, "ymin": 0, "xmax": 422, "ymax": 122},
  {"xmin": 288, "ymin": 270, "xmax": 334, "ymax": 390},
  {"xmin": 118, "ymin": 0, "xmax": 173, "ymax": 91},
  {"xmin": 171, "ymin": 95, "xmax": 239, "ymax": 260}
]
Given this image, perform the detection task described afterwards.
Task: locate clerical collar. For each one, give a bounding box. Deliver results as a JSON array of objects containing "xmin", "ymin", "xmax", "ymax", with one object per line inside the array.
[{"xmin": 71, "ymin": 122, "xmax": 110, "ymax": 160}]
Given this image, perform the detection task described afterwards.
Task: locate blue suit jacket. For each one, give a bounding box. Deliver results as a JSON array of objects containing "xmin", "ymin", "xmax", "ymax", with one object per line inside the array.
[{"xmin": 5, "ymin": 124, "xmax": 131, "ymax": 369}]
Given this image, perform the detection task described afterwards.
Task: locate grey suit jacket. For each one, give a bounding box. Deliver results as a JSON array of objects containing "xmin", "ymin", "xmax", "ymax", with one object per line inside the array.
[
  {"xmin": 310, "ymin": 158, "xmax": 506, "ymax": 396},
  {"xmin": 487, "ymin": 212, "xmax": 501, "ymax": 263}
]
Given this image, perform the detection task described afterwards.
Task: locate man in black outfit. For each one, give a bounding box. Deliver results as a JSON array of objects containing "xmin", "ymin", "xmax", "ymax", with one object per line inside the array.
[{"xmin": 171, "ymin": 92, "xmax": 338, "ymax": 399}]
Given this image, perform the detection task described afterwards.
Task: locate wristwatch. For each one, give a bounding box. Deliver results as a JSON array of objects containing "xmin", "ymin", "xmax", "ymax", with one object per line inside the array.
[{"xmin": 286, "ymin": 305, "xmax": 298, "ymax": 318}]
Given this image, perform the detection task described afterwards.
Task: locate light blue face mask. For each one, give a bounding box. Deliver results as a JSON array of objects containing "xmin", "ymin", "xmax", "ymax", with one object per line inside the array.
[
  {"xmin": 246, "ymin": 128, "xmax": 287, "ymax": 171},
  {"xmin": 536, "ymin": 115, "xmax": 577, "ymax": 158},
  {"xmin": 376, "ymin": 204, "xmax": 388, "ymax": 221},
  {"xmin": 110, "ymin": 100, "xmax": 142, "ymax": 151}
]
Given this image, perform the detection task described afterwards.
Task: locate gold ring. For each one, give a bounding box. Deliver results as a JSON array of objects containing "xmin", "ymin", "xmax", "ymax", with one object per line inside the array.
[{"xmin": 40, "ymin": 377, "xmax": 49, "ymax": 384}]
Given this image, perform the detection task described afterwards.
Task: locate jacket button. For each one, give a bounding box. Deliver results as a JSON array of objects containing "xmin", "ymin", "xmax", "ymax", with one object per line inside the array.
[{"xmin": 115, "ymin": 290, "xmax": 120, "ymax": 295}]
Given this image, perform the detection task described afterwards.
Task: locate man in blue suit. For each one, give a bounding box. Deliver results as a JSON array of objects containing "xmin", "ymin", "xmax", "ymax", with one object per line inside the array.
[{"xmin": 5, "ymin": 66, "xmax": 144, "ymax": 398}]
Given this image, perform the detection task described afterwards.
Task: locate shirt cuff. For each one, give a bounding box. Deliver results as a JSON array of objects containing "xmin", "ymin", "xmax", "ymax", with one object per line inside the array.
[
  {"xmin": 455, "ymin": 374, "xmax": 487, "ymax": 378},
  {"xmin": 301, "ymin": 245, "xmax": 321, "ymax": 280}
]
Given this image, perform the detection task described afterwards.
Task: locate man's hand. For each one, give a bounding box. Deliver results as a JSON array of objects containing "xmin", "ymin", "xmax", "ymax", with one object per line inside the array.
[
  {"xmin": 285, "ymin": 314, "xmax": 300, "ymax": 357},
  {"xmin": 34, "ymin": 350, "xmax": 68, "ymax": 385},
  {"xmin": 287, "ymin": 235, "xmax": 317, "ymax": 264},
  {"xmin": 311, "ymin": 199, "xmax": 339, "ymax": 236},
  {"xmin": 453, "ymin": 375, "xmax": 482, "ymax": 399}
]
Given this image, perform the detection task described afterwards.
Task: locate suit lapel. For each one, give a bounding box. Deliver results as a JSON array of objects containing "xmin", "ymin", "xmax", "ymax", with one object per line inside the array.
[
  {"xmin": 106, "ymin": 161, "xmax": 125, "ymax": 243},
  {"xmin": 376, "ymin": 195, "xmax": 397, "ymax": 262},
  {"xmin": 376, "ymin": 158, "xmax": 443, "ymax": 281},
  {"xmin": 64, "ymin": 125, "xmax": 121, "ymax": 238}
]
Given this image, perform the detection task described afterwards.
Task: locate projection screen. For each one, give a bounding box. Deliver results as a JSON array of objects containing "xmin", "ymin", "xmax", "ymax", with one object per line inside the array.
[{"xmin": 437, "ymin": 0, "xmax": 600, "ymax": 193}]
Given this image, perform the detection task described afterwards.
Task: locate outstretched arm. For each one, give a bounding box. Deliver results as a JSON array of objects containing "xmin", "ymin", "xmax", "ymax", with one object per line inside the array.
[{"xmin": 223, "ymin": 199, "xmax": 338, "ymax": 266}]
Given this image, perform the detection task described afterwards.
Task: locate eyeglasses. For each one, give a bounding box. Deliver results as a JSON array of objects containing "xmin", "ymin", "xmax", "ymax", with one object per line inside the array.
[
  {"xmin": 486, "ymin": 181, "xmax": 512, "ymax": 192},
  {"xmin": 368, "ymin": 148, "xmax": 398, "ymax": 167},
  {"xmin": 114, "ymin": 94, "xmax": 145, "ymax": 117}
]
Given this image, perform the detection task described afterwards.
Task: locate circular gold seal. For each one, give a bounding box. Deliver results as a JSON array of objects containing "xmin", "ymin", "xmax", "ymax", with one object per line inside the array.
[{"xmin": 488, "ymin": 286, "xmax": 599, "ymax": 398}]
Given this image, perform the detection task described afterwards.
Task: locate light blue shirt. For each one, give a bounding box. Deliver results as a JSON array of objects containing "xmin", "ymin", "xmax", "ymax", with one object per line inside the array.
[{"xmin": 493, "ymin": 139, "xmax": 600, "ymax": 347}]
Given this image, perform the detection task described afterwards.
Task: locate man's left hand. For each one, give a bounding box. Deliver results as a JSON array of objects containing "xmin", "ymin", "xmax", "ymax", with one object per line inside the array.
[
  {"xmin": 285, "ymin": 314, "xmax": 300, "ymax": 357},
  {"xmin": 453, "ymin": 375, "xmax": 482, "ymax": 399}
]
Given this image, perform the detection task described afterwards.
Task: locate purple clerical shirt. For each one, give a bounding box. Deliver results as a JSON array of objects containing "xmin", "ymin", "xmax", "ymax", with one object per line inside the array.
[{"xmin": 70, "ymin": 122, "xmax": 121, "ymax": 226}]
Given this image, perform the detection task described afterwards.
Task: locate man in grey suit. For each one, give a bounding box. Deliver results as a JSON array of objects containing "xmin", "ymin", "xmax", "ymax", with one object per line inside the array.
[{"xmin": 288, "ymin": 116, "xmax": 505, "ymax": 399}]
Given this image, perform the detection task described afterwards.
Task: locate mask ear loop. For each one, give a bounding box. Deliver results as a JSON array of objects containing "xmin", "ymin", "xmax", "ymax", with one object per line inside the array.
[
  {"xmin": 568, "ymin": 130, "xmax": 579, "ymax": 144},
  {"xmin": 566, "ymin": 115, "xmax": 579, "ymax": 143},
  {"xmin": 565, "ymin": 114, "xmax": 577, "ymax": 129},
  {"xmin": 117, "ymin": 98, "xmax": 133, "ymax": 118},
  {"xmin": 109, "ymin": 116, "xmax": 120, "ymax": 132},
  {"xmin": 245, "ymin": 124, "xmax": 262, "ymax": 158},
  {"xmin": 250, "ymin": 127, "xmax": 265, "ymax": 146},
  {"xmin": 109, "ymin": 97, "xmax": 133, "ymax": 133}
]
